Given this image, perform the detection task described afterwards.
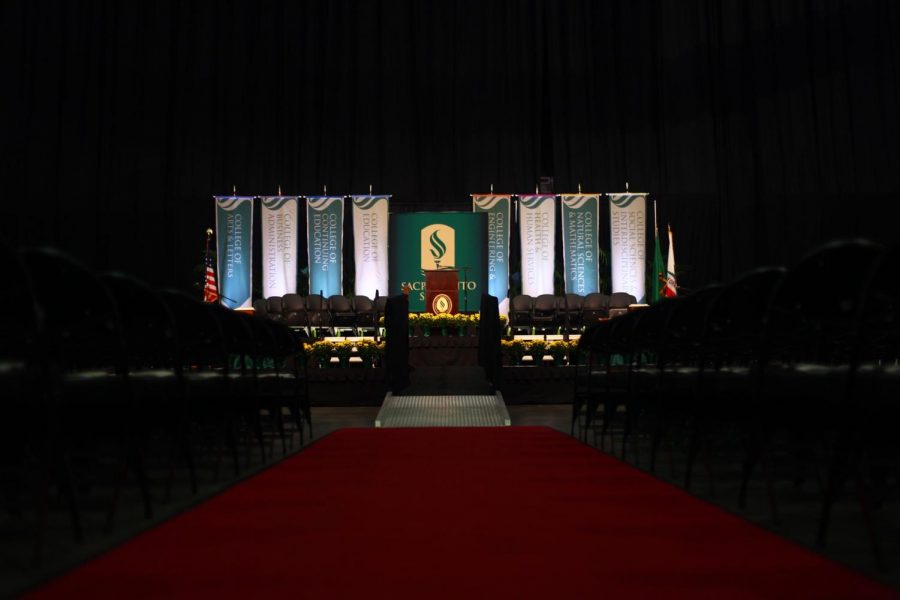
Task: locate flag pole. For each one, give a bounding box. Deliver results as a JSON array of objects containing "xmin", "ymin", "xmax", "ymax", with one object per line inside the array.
[
  {"xmin": 654, "ymin": 200, "xmax": 658, "ymax": 237},
  {"xmin": 205, "ymin": 227, "xmax": 217, "ymax": 302}
]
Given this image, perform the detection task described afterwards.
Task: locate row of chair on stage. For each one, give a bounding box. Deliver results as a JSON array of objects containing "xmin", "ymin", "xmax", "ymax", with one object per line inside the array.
[
  {"xmin": 1, "ymin": 242, "xmax": 312, "ymax": 566},
  {"xmin": 509, "ymin": 291, "xmax": 638, "ymax": 334},
  {"xmin": 252, "ymin": 290, "xmax": 641, "ymax": 337},
  {"xmin": 253, "ymin": 293, "xmax": 387, "ymax": 336},
  {"xmin": 571, "ymin": 238, "xmax": 899, "ymax": 567}
]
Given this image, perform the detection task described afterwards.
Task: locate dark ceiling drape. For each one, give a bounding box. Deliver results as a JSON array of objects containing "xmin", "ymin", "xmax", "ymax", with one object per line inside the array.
[{"xmin": 2, "ymin": 0, "xmax": 897, "ymax": 290}]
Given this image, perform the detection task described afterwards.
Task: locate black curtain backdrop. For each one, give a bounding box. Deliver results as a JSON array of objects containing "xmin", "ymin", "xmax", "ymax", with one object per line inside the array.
[{"xmin": 2, "ymin": 0, "xmax": 898, "ymax": 292}]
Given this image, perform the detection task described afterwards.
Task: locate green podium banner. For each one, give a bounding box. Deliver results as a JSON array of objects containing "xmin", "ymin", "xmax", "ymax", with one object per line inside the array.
[{"xmin": 389, "ymin": 212, "xmax": 488, "ymax": 312}]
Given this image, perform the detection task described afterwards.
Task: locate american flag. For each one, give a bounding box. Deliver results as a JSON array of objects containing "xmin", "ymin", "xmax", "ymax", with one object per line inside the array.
[{"xmin": 203, "ymin": 253, "xmax": 219, "ymax": 303}]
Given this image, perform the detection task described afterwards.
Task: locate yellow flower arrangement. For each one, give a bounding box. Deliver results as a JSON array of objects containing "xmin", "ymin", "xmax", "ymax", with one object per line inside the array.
[
  {"xmin": 500, "ymin": 339, "xmax": 577, "ymax": 365},
  {"xmin": 304, "ymin": 339, "xmax": 386, "ymax": 367},
  {"xmin": 378, "ymin": 313, "xmax": 506, "ymax": 330}
]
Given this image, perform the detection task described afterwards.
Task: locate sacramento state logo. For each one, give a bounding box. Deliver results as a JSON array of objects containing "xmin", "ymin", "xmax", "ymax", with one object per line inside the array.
[
  {"xmin": 420, "ymin": 224, "xmax": 455, "ymax": 270},
  {"xmin": 432, "ymin": 293, "xmax": 452, "ymax": 314}
]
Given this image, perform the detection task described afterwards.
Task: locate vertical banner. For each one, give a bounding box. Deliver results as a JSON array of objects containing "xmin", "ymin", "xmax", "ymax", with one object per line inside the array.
[
  {"xmin": 214, "ymin": 196, "xmax": 254, "ymax": 310},
  {"xmin": 561, "ymin": 194, "xmax": 601, "ymax": 295},
  {"xmin": 472, "ymin": 194, "xmax": 511, "ymax": 314},
  {"xmin": 518, "ymin": 194, "xmax": 556, "ymax": 296},
  {"xmin": 306, "ymin": 196, "xmax": 345, "ymax": 297},
  {"xmin": 351, "ymin": 195, "xmax": 390, "ymax": 298},
  {"xmin": 260, "ymin": 196, "xmax": 299, "ymax": 298},
  {"xmin": 608, "ymin": 193, "xmax": 648, "ymax": 302}
]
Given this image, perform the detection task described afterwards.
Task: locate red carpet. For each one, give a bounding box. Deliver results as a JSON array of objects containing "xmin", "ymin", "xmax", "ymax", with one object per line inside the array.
[{"xmin": 28, "ymin": 427, "xmax": 893, "ymax": 599}]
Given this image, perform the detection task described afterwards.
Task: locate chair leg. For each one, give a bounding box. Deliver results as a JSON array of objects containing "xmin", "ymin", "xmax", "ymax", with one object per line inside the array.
[
  {"xmin": 226, "ymin": 420, "xmax": 240, "ymax": 476},
  {"xmin": 761, "ymin": 453, "xmax": 780, "ymax": 525},
  {"xmin": 53, "ymin": 454, "xmax": 83, "ymax": 542},
  {"xmin": 704, "ymin": 435, "xmax": 716, "ymax": 498},
  {"xmin": 128, "ymin": 444, "xmax": 153, "ymax": 520},
  {"xmin": 276, "ymin": 403, "xmax": 288, "ymax": 455},
  {"xmin": 738, "ymin": 452, "xmax": 756, "ymax": 509},
  {"xmin": 106, "ymin": 458, "xmax": 128, "ymax": 532},
  {"xmin": 32, "ymin": 467, "xmax": 49, "ymax": 567},
  {"xmin": 685, "ymin": 430, "xmax": 700, "ymax": 491},
  {"xmin": 650, "ymin": 424, "xmax": 663, "ymax": 473},
  {"xmin": 816, "ymin": 458, "xmax": 843, "ymax": 547},
  {"xmin": 180, "ymin": 426, "xmax": 198, "ymax": 494},
  {"xmin": 853, "ymin": 468, "xmax": 884, "ymax": 570}
]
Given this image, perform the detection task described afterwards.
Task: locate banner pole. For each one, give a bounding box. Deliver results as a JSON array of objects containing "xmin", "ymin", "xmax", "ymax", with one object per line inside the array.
[{"xmin": 654, "ymin": 199, "xmax": 658, "ymax": 236}]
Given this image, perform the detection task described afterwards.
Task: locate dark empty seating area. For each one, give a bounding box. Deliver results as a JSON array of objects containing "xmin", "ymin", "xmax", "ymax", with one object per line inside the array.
[
  {"xmin": 254, "ymin": 293, "xmax": 387, "ymax": 336},
  {"xmin": 570, "ymin": 239, "xmax": 900, "ymax": 567},
  {"xmin": 1, "ymin": 243, "xmax": 312, "ymax": 570},
  {"xmin": 508, "ymin": 291, "xmax": 638, "ymax": 334}
]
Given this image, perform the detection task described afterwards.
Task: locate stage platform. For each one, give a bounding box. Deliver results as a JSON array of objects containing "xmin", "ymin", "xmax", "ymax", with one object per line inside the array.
[{"xmin": 375, "ymin": 393, "xmax": 511, "ymax": 428}]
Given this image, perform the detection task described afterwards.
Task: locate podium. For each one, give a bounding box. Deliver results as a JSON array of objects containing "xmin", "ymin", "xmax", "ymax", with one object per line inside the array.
[{"xmin": 423, "ymin": 268, "xmax": 459, "ymax": 314}]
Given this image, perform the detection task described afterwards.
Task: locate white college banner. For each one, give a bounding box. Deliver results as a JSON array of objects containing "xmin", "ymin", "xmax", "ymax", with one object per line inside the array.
[
  {"xmin": 260, "ymin": 196, "xmax": 299, "ymax": 298},
  {"xmin": 351, "ymin": 195, "xmax": 390, "ymax": 298},
  {"xmin": 518, "ymin": 194, "xmax": 556, "ymax": 296},
  {"xmin": 608, "ymin": 193, "xmax": 647, "ymax": 302}
]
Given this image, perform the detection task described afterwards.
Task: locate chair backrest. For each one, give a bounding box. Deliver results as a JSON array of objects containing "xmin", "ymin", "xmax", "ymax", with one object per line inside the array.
[
  {"xmin": 1, "ymin": 242, "xmax": 42, "ymax": 365},
  {"xmin": 306, "ymin": 294, "xmax": 327, "ymax": 311},
  {"xmin": 253, "ymin": 298, "xmax": 268, "ymax": 317},
  {"xmin": 705, "ymin": 267, "xmax": 786, "ymax": 367},
  {"xmin": 328, "ymin": 295, "xmax": 353, "ymax": 313},
  {"xmin": 858, "ymin": 242, "xmax": 900, "ymax": 363},
  {"xmin": 609, "ymin": 292, "xmax": 637, "ymax": 309},
  {"xmin": 509, "ymin": 295, "xmax": 534, "ymax": 326},
  {"xmin": 533, "ymin": 294, "xmax": 558, "ymax": 313},
  {"xmin": 160, "ymin": 289, "xmax": 227, "ymax": 371},
  {"xmin": 563, "ymin": 294, "xmax": 584, "ymax": 311},
  {"xmin": 101, "ymin": 272, "xmax": 178, "ymax": 370},
  {"xmin": 353, "ymin": 295, "xmax": 374, "ymax": 313},
  {"xmin": 628, "ymin": 299, "xmax": 680, "ymax": 365},
  {"xmin": 207, "ymin": 303, "xmax": 256, "ymax": 374},
  {"xmin": 606, "ymin": 309, "xmax": 644, "ymax": 365},
  {"xmin": 766, "ymin": 239, "xmax": 882, "ymax": 364},
  {"xmin": 663, "ymin": 284, "xmax": 725, "ymax": 366},
  {"xmin": 281, "ymin": 294, "xmax": 306, "ymax": 326},
  {"xmin": 354, "ymin": 296, "xmax": 376, "ymax": 327},
  {"xmin": 306, "ymin": 294, "xmax": 332, "ymax": 327},
  {"xmin": 19, "ymin": 247, "xmax": 125, "ymax": 372},
  {"xmin": 511, "ymin": 295, "xmax": 534, "ymax": 311},
  {"xmin": 266, "ymin": 296, "xmax": 284, "ymax": 313},
  {"xmin": 581, "ymin": 293, "xmax": 611, "ymax": 325}
]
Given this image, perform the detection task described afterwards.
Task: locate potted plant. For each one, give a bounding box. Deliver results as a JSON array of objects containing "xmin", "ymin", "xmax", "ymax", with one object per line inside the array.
[
  {"xmin": 528, "ymin": 339, "xmax": 547, "ymax": 366},
  {"xmin": 502, "ymin": 339, "xmax": 528, "ymax": 365},
  {"xmin": 334, "ymin": 340, "xmax": 354, "ymax": 367},
  {"xmin": 547, "ymin": 340, "xmax": 569, "ymax": 366}
]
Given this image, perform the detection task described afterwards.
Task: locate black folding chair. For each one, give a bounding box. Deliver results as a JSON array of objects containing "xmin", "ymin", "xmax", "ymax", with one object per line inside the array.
[
  {"xmin": 328, "ymin": 295, "xmax": 356, "ymax": 336},
  {"xmin": 19, "ymin": 248, "xmax": 152, "ymax": 530},
  {"xmin": 581, "ymin": 293, "xmax": 610, "ymax": 326},
  {"xmin": 509, "ymin": 295, "xmax": 534, "ymax": 334}
]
